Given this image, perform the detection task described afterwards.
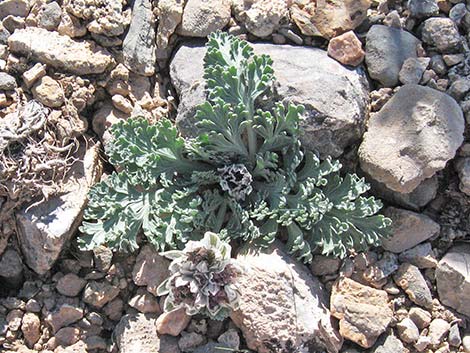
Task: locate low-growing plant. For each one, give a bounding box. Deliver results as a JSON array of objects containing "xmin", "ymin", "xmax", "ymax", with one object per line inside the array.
[
  {"xmin": 157, "ymin": 232, "xmax": 242, "ymax": 320},
  {"xmin": 79, "ymin": 31, "xmax": 391, "ymax": 262}
]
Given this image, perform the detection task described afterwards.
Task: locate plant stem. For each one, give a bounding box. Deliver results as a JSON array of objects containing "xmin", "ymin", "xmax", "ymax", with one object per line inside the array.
[{"xmin": 246, "ymin": 101, "xmax": 257, "ymax": 163}]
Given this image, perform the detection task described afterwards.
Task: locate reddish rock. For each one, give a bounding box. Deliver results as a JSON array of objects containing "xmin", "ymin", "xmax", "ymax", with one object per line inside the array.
[
  {"xmin": 328, "ymin": 31, "xmax": 365, "ymax": 66},
  {"xmin": 21, "ymin": 313, "xmax": 41, "ymax": 348},
  {"xmin": 56, "ymin": 274, "xmax": 87, "ymax": 297},
  {"xmin": 156, "ymin": 307, "xmax": 191, "ymax": 337}
]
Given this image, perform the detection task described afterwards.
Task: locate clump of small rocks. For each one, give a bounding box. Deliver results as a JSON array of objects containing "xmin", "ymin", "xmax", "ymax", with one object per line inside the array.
[{"xmin": 0, "ymin": 0, "xmax": 470, "ymax": 352}]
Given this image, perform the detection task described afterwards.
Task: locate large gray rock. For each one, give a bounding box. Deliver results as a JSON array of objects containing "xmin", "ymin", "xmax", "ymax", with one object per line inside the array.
[
  {"xmin": 8, "ymin": 27, "xmax": 114, "ymax": 75},
  {"xmin": 382, "ymin": 207, "xmax": 440, "ymax": 253},
  {"xmin": 230, "ymin": 242, "xmax": 342, "ymax": 353},
  {"xmin": 177, "ymin": 0, "xmax": 231, "ymax": 37},
  {"xmin": 15, "ymin": 141, "xmax": 102, "ymax": 275},
  {"xmin": 123, "ymin": 0, "xmax": 156, "ymax": 76},
  {"xmin": 365, "ymin": 25, "xmax": 420, "ymax": 87},
  {"xmin": 115, "ymin": 314, "xmax": 181, "ymax": 353},
  {"xmin": 359, "ymin": 84, "xmax": 464, "ymax": 194},
  {"xmin": 422, "ymin": 18, "xmax": 462, "ymax": 54},
  {"xmin": 170, "ymin": 42, "xmax": 369, "ymax": 158},
  {"xmin": 436, "ymin": 244, "xmax": 470, "ymax": 317}
]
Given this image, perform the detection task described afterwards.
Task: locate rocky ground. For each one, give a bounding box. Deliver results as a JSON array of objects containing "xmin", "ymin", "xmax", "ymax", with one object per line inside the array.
[{"xmin": 0, "ymin": 0, "xmax": 470, "ymax": 352}]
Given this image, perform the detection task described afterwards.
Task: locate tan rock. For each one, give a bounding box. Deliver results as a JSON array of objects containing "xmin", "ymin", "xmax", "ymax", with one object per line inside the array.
[
  {"xmin": 409, "ymin": 307, "xmax": 432, "ymax": 329},
  {"xmin": 156, "ymin": 307, "xmax": 191, "ymax": 336},
  {"xmin": 313, "ymin": 0, "xmax": 370, "ymax": 39},
  {"xmin": 8, "ymin": 27, "xmax": 114, "ymax": 75},
  {"xmin": 244, "ymin": 0, "xmax": 288, "ymax": 38},
  {"xmin": 21, "ymin": 313, "xmax": 40, "ymax": 348},
  {"xmin": 327, "ymin": 31, "xmax": 365, "ymax": 67},
  {"xmin": 22, "ymin": 63, "xmax": 46, "ymax": 88},
  {"xmin": 178, "ymin": 0, "xmax": 231, "ymax": 38},
  {"xmin": 57, "ymin": 11, "xmax": 87, "ymax": 38},
  {"xmin": 92, "ymin": 102, "xmax": 127, "ymax": 148},
  {"xmin": 112, "ymin": 94, "xmax": 133, "ymax": 114},
  {"xmin": 0, "ymin": 0, "xmax": 30, "ymax": 19},
  {"xmin": 156, "ymin": 0, "xmax": 184, "ymax": 49},
  {"xmin": 290, "ymin": 3, "xmax": 320, "ymax": 36},
  {"xmin": 230, "ymin": 243, "xmax": 342, "ymax": 353},
  {"xmin": 128, "ymin": 292, "xmax": 161, "ymax": 314},
  {"xmin": 54, "ymin": 341, "xmax": 88, "ymax": 353},
  {"xmin": 330, "ymin": 277, "xmax": 393, "ymax": 348},
  {"xmin": 132, "ymin": 244, "xmax": 170, "ymax": 296},
  {"xmin": 45, "ymin": 304, "xmax": 83, "ymax": 333},
  {"xmin": 82, "ymin": 280, "xmax": 120, "ymax": 309},
  {"xmin": 31, "ymin": 76, "xmax": 64, "ymax": 108}
]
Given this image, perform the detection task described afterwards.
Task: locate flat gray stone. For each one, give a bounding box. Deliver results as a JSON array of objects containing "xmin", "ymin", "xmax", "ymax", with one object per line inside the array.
[
  {"xmin": 123, "ymin": 0, "xmax": 156, "ymax": 76},
  {"xmin": 382, "ymin": 207, "xmax": 440, "ymax": 253},
  {"xmin": 15, "ymin": 141, "xmax": 102, "ymax": 275},
  {"xmin": 170, "ymin": 42, "xmax": 369, "ymax": 158},
  {"xmin": 436, "ymin": 244, "xmax": 470, "ymax": 317},
  {"xmin": 365, "ymin": 25, "xmax": 420, "ymax": 87}
]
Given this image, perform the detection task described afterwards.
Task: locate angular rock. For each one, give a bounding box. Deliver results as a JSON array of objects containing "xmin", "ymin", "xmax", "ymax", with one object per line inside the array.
[
  {"xmin": 398, "ymin": 243, "xmax": 437, "ymax": 269},
  {"xmin": 372, "ymin": 334, "xmax": 405, "ymax": 353},
  {"xmin": 330, "ymin": 277, "xmax": 392, "ymax": 348},
  {"xmin": 21, "ymin": 312, "xmax": 40, "ymax": 348},
  {"xmin": 38, "ymin": 1, "xmax": 61, "ymax": 30},
  {"xmin": 31, "ymin": 76, "xmax": 64, "ymax": 108},
  {"xmin": 382, "ymin": 208, "xmax": 440, "ymax": 253},
  {"xmin": 132, "ymin": 245, "xmax": 170, "ymax": 296},
  {"xmin": 365, "ymin": 25, "xmax": 420, "ymax": 87},
  {"xmin": 428, "ymin": 318, "xmax": 451, "ymax": 347},
  {"xmin": 57, "ymin": 12, "xmax": 87, "ymax": 38},
  {"xmin": 422, "ymin": 18, "xmax": 462, "ymax": 53},
  {"xmin": 0, "ymin": 249, "xmax": 23, "ymax": 288},
  {"xmin": 409, "ymin": 307, "xmax": 432, "ymax": 329},
  {"xmin": 327, "ymin": 31, "xmax": 365, "ymax": 67},
  {"xmin": 231, "ymin": 243, "xmax": 342, "ymax": 353},
  {"xmin": 15, "ymin": 141, "xmax": 102, "ymax": 275},
  {"xmin": 0, "ymin": 0, "xmax": 30, "ymax": 19},
  {"xmin": 170, "ymin": 42, "xmax": 369, "ymax": 158},
  {"xmin": 178, "ymin": 0, "xmax": 230, "ymax": 38},
  {"xmin": 0, "ymin": 72, "xmax": 17, "ymax": 90},
  {"xmin": 92, "ymin": 245, "xmax": 113, "ymax": 272},
  {"xmin": 128, "ymin": 292, "xmax": 160, "ymax": 314},
  {"xmin": 448, "ymin": 324, "xmax": 461, "ymax": 347},
  {"xmin": 394, "ymin": 263, "xmax": 433, "ymax": 309},
  {"xmin": 359, "ymin": 85, "xmax": 464, "ymax": 193},
  {"xmin": 123, "ymin": 0, "xmax": 156, "ymax": 76},
  {"xmin": 56, "ymin": 273, "xmax": 87, "ymax": 297},
  {"xmin": 119, "ymin": 317, "xmax": 169, "ymax": 353},
  {"xmin": 312, "ymin": 0, "xmax": 370, "ymax": 39},
  {"xmin": 244, "ymin": 0, "xmax": 288, "ymax": 38},
  {"xmin": 408, "ymin": 0, "xmax": 439, "ymax": 18},
  {"xmin": 397, "ymin": 318, "xmax": 419, "ymax": 343},
  {"xmin": 82, "ymin": 281, "xmax": 119, "ymax": 309},
  {"xmin": 22, "ymin": 63, "xmax": 46, "ymax": 88},
  {"xmin": 156, "ymin": 0, "xmax": 183, "ymax": 50},
  {"xmin": 310, "ymin": 255, "xmax": 341, "ymax": 276},
  {"xmin": 156, "ymin": 307, "xmax": 191, "ymax": 337},
  {"xmin": 8, "ymin": 27, "xmax": 114, "ymax": 75},
  {"xmin": 369, "ymin": 175, "xmax": 438, "ymax": 211},
  {"xmin": 92, "ymin": 102, "xmax": 127, "ymax": 148},
  {"xmin": 45, "ymin": 304, "xmax": 83, "ymax": 333},
  {"xmin": 55, "ymin": 327, "xmax": 80, "ymax": 346},
  {"xmin": 456, "ymin": 158, "xmax": 470, "ymax": 195},
  {"xmin": 399, "ymin": 57, "xmax": 430, "ymax": 85},
  {"xmin": 435, "ymin": 244, "xmax": 470, "ymax": 317}
]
